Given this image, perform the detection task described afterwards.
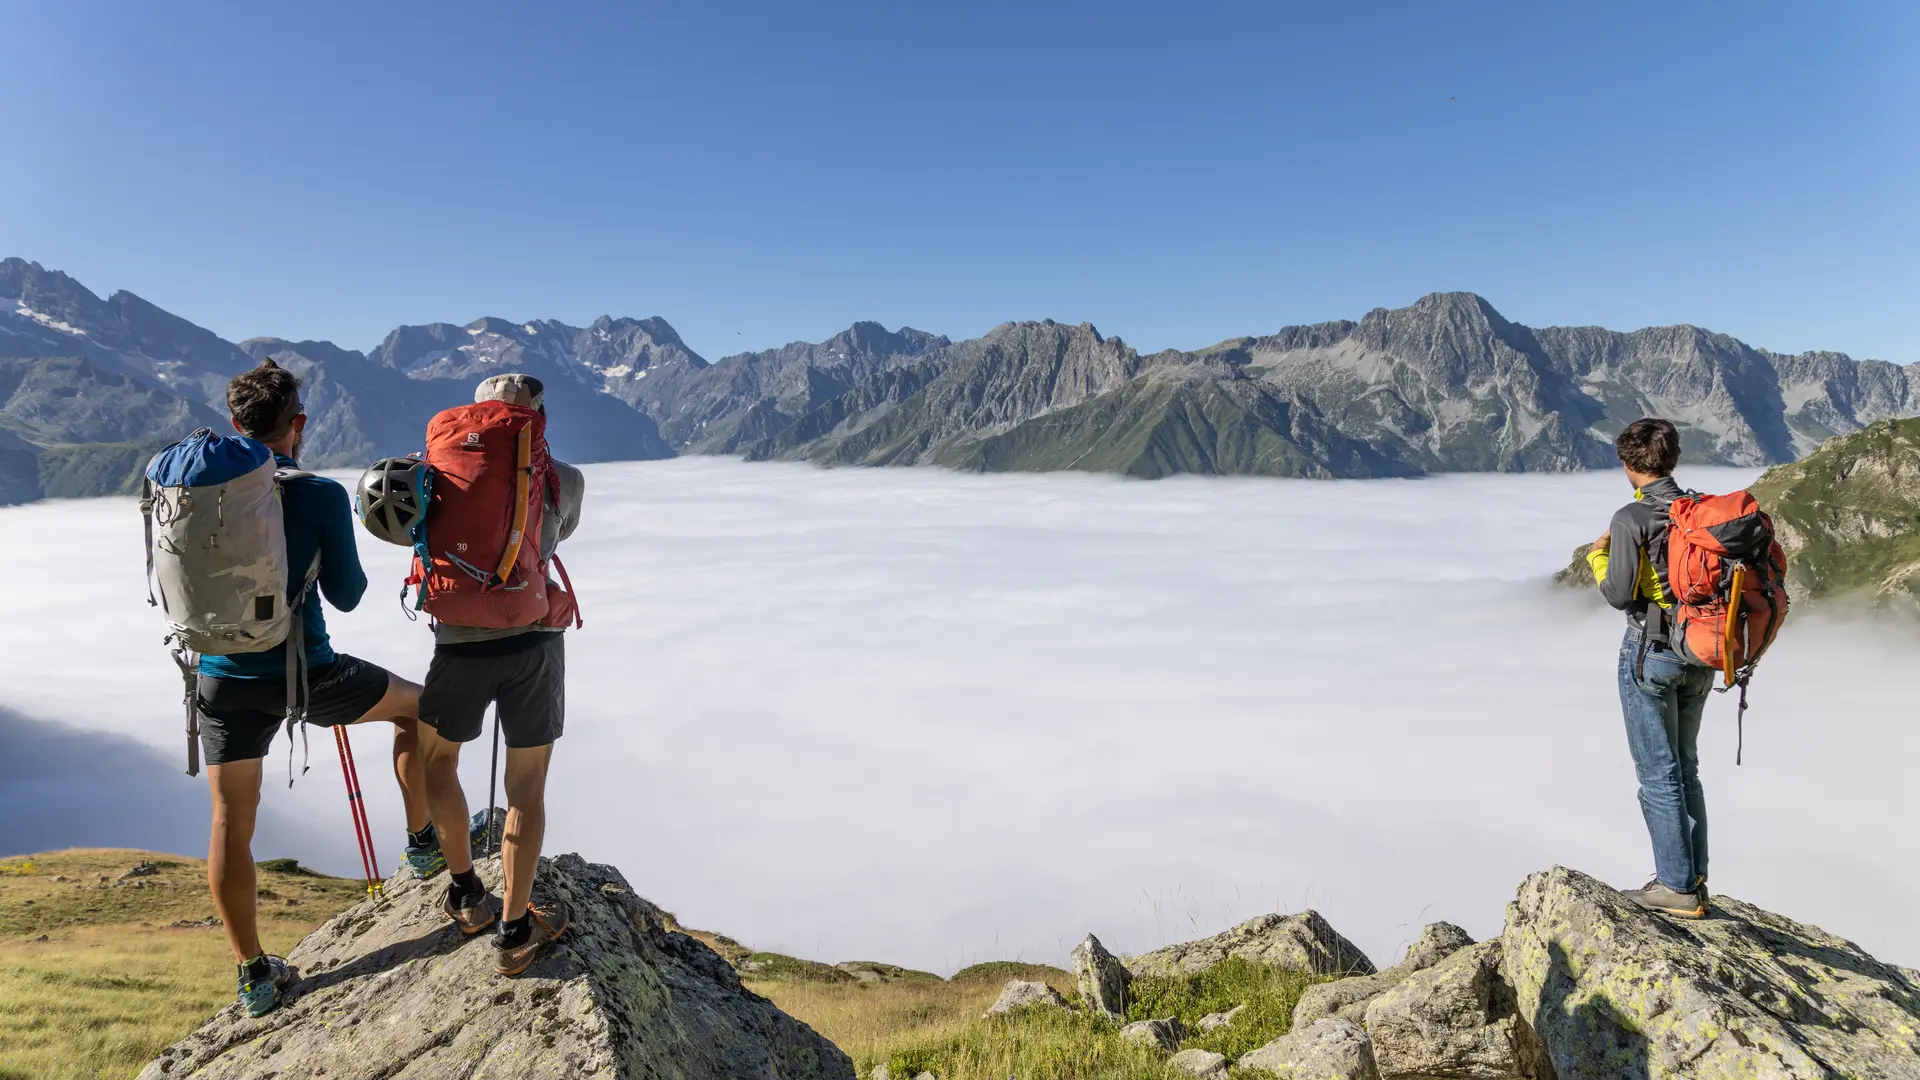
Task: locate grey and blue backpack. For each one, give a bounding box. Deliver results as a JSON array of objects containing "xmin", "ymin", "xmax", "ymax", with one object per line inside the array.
[{"xmin": 141, "ymin": 429, "xmax": 318, "ymax": 775}]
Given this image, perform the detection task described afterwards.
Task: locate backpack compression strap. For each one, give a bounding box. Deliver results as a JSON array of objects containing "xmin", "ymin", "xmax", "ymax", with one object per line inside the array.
[
  {"xmin": 488, "ymin": 422, "xmax": 535, "ymax": 589},
  {"xmin": 276, "ymin": 468, "xmax": 324, "ymax": 788},
  {"xmin": 141, "ymin": 476, "xmax": 159, "ymax": 610},
  {"xmin": 174, "ymin": 647, "xmax": 201, "ymax": 777}
]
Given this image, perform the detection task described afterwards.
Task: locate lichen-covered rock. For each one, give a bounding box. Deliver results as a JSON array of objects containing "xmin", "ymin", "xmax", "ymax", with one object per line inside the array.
[
  {"xmin": 1294, "ymin": 971, "xmax": 1403, "ymax": 1028},
  {"xmin": 1293, "ymin": 921, "xmax": 1478, "ymax": 1027},
  {"xmin": 1397, "ymin": 921, "xmax": 1476, "ymax": 974},
  {"xmin": 138, "ymin": 854, "xmax": 852, "ymax": 1079},
  {"xmin": 1070, "ymin": 932, "xmax": 1131, "ymax": 1018},
  {"xmin": 1238, "ymin": 1017, "xmax": 1381, "ymax": 1079},
  {"xmin": 1128, "ymin": 912, "xmax": 1375, "ymax": 979},
  {"xmin": 1364, "ymin": 941, "xmax": 1545, "ymax": 1080},
  {"xmin": 1197, "ymin": 1002, "xmax": 1245, "ymax": 1031},
  {"xmin": 1170, "ymin": 1048, "xmax": 1229, "ymax": 1076},
  {"xmin": 1501, "ymin": 866, "xmax": 1920, "ymax": 1080},
  {"xmin": 1119, "ymin": 1016, "xmax": 1184, "ymax": 1052},
  {"xmin": 982, "ymin": 979, "xmax": 1069, "ymax": 1016}
]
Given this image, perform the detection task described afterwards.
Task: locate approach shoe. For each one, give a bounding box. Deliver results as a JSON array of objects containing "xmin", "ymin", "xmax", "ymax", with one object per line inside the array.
[
  {"xmin": 1624, "ymin": 878, "xmax": 1707, "ymax": 919},
  {"xmin": 443, "ymin": 882, "xmax": 499, "ymax": 936},
  {"xmin": 237, "ymin": 955, "xmax": 299, "ymax": 1018},
  {"xmin": 403, "ymin": 831, "xmax": 447, "ymax": 880},
  {"xmin": 493, "ymin": 898, "xmax": 571, "ymax": 976}
]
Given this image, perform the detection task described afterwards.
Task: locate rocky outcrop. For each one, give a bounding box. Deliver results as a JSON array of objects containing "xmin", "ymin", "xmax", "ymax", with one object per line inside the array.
[
  {"xmin": 1127, "ymin": 911, "xmax": 1375, "ymax": 979},
  {"xmin": 1364, "ymin": 942, "xmax": 1547, "ymax": 1080},
  {"xmin": 983, "ymin": 979, "xmax": 1069, "ymax": 1016},
  {"xmin": 1293, "ymin": 922, "xmax": 1478, "ymax": 1027},
  {"xmin": 1239, "ymin": 1017, "xmax": 1381, "ymax": 1079},
  {"xmin": 1399, "ymin": 922, "xmax": 1477, "ymax": 973},
  {"xmin": 1501, "ymin": 866, "xmax": 1920, "ymax": 1080},
  {"xmin": 1070, "ymin": 932, "xmax": 1130, "ymax": 1018},
  {"xmin": 137, "ymin": 853, "xmax": 852, "ymax": 1080}
]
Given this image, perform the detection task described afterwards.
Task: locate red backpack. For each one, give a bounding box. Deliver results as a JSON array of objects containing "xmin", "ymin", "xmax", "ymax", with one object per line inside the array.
[
  {"xmin": 1660, "ymin": 490, "xmax": 1790, "ymax": 758},
  {"xmin": 407, "ymin": 401, "xmax": 579, "ymax": 629}
]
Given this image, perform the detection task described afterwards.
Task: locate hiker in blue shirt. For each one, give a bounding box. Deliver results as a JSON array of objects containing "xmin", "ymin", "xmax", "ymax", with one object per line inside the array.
[{"xmin": 192, "ymin": 359, "xmax": 443, "ymax": 1017}]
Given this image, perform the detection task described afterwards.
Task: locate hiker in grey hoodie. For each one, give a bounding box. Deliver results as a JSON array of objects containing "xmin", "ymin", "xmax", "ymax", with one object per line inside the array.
[{"xmin": 415, "ymin": 373, "xmax": 586, "ymax": 976}]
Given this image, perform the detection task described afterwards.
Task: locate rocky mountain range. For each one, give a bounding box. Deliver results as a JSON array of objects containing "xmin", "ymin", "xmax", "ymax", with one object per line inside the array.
[{"xmin": 4, "ymin": 256, "xmax": 1915, "ymax": 503}]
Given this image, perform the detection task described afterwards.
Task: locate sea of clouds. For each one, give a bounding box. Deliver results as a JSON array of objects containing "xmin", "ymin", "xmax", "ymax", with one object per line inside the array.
[{"xmin": 2, "ymin": 459, "xmax": 1914, "ymax": 970}]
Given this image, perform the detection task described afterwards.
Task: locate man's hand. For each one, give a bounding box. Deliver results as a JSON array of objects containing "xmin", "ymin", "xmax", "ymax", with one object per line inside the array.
[{"xmin": 1592, "ymin": 530, "xmax": 1611, "ymax": 554}]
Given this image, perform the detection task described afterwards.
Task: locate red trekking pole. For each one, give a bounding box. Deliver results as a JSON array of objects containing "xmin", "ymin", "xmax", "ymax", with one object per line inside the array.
[{"xmin": 333, "ymin": 725, "xmax": 383, "ymax": 898}]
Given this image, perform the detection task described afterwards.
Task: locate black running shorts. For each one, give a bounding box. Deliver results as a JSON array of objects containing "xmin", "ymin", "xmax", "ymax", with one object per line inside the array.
[
  {"xmin": 419, "ymin": 632, "xmax": 565, "ymax": 749},
  {"xmin": 197, "ymin": 654, "xmax": 394, "ymax": 766}
]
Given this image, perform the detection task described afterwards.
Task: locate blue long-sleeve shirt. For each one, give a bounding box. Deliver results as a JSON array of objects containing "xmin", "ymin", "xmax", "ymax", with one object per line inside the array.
[{"xmin": 199, "ymin": 454, "xmax": 367, "ymax": 679}]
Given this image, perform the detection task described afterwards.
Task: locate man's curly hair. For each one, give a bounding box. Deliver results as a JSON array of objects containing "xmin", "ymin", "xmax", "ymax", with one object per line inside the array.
[{"xmin": 227, "ymin": 358, "xmax": 303, "ymax": 440}]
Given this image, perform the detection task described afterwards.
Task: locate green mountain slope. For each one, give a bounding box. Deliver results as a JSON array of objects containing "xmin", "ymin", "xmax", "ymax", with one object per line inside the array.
[
  {"xmin": 1748, "ymin": 417, "xmax": 1920, "ymax": 605},
  {"xmin": 0, "ymin": 356, "xmax": 221, "ymax": 504},
  {"xmin": 951, "ymin": 369, "xmax": 1416, "ymax": 479}
]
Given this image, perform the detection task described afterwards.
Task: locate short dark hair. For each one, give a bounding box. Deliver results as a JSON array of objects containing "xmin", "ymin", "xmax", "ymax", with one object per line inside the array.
[
  {"xmin": 1616, "ymin": 418, "xmax": 1680, "ymax": 476},
  {"xmin": 227, "ymin": 358, "xmax": 303, "ymax": 440}
]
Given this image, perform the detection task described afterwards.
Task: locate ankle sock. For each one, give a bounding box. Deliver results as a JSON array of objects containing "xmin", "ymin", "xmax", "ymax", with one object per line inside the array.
[
  {"xmin": 496, "ymin": 911, "xmax": 532, "ymax": 948},
  {"xmin": 449, "ymin": 868, "xmax": 484, "ymax": 904},
  {"xmin": 241, "ymin": 954, "xmax": 270, "ymax": 984},
  {"xmin": 408, "ymin": 824, "xmax": 437, "ymax": 850}
]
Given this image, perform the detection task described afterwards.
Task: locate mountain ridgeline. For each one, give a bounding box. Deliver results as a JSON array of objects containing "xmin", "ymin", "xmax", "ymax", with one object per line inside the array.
[{"xmin": 3, "ymin": 256, "xmax": 1916, "ymax": 503}]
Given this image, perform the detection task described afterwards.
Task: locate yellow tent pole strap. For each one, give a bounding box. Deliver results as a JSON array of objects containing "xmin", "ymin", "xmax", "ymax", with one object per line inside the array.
[
  {"xmin": 492, "ymin": 423, "xmax": 533, "ymax": 585},
  {"xmin": 1721, "ymin": 564, "xmax": 1747, "ymax": 688}
]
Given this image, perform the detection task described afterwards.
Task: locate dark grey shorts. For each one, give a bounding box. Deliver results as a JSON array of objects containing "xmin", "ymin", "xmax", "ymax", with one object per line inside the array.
[
  {"xmin": 420, "ymin": 633, "xmax": 565, "ymax": 749},
  {"xmin": 197, "ymin": 654, "xmax": 393, "ymax": 766}
]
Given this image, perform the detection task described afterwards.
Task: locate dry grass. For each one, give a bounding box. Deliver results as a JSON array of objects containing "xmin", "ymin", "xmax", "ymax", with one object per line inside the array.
[
  {"xmin": 752, "ymin": 957, "xmax": 1328, "ymax": 1080},
  {"xmin": 0, "ymin": 850, "xmax": 364, "ymax": 1080},
  {"xmin": 749, "ymin": 966, "xmax": 1080, "ymax": 1079}
]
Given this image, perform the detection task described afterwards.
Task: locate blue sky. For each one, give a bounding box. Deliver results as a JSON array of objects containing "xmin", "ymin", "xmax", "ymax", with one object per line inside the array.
[{"xmin": 2, "ymin": 2, "xmax": 1914, "ymax": 362}]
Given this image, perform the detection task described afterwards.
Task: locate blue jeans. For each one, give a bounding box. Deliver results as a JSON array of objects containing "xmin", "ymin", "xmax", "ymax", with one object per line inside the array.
[{"xmin": 1618, "ymin": 627, "xmax": 1714, "ymax": 892}]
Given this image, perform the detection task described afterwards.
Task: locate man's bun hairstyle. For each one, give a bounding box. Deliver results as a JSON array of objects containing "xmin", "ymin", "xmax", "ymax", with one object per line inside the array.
[
  {"xmin": 1616, "ymin": 417, "xmax": 1681, "ymax": 476},
  {"xmin": 227, "ymin": 358, "xmax": 304, "ymax": 440}
]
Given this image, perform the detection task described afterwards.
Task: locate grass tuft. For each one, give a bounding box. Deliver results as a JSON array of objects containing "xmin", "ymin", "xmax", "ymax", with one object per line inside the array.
[{"xmin": 1127, "ymin": 957, "xmax": 1324, "ymax": 1059}]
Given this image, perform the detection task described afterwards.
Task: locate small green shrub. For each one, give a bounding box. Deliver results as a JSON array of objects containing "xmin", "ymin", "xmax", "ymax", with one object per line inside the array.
[
  {"xmin": 255, "ymin": 858, "xmax": 318, "ymax": 876},
  {"xmin": 1127, "ymin": 957, "xmax": 1329, "ymax": 1060}
]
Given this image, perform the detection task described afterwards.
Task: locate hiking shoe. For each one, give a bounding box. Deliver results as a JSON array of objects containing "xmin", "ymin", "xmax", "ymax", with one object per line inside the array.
[
  {"xmin": 1624, "ymin": 878, "xmax": 1708, "ymax": 919},
  {"xmin": 442, "ymin": 883, "xmax": 499, "ymax": 936},
  {"xmin": 237, "ymin": 956, "xmax": 298, "ymax": 1017},
  {"xmin": 493, "ymin": 898, "xmax": 571, "ymax": 976},
  {"xmin": 403, "ymin": 831, "xmax": 447, "ymax": 880}
]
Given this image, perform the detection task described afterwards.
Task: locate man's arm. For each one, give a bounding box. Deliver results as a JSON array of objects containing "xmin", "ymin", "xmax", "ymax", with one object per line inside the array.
[
  {"xmin": 317, "ymin": 482, "xmax": 370, "ymax": 612},
  {"xmin": 1590, "ymin": 507, "xmax": 1642, "ymax": 611}
]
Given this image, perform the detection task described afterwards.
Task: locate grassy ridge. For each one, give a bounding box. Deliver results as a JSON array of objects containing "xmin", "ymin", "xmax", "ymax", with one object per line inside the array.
[{"xmin": 1748, "ymin": 417, "xmax": 1920, "ymax": 604}]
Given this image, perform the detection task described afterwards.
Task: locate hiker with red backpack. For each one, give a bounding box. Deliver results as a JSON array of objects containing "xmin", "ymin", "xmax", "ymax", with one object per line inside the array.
[
  {"xmin": 1587, "ymin": 418, "xmax": 1788, "ymax": 919},
  {"xmin": 143, "ymin": 360, "xmax": 447, "ymax": 1018},
  {"xmin": 358, "ymin": 373, "xmax": 585, "ymax": 976}
]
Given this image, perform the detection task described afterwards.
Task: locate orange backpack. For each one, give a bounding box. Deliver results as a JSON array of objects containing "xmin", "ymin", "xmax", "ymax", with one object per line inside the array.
[
  {"xmin": 1660, "ymin": 490, "xmax": 1790, "ymax": 759},
  {"xmin": 406, "ymin": 400, "xmax": 579, "ymax": 630}
]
